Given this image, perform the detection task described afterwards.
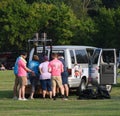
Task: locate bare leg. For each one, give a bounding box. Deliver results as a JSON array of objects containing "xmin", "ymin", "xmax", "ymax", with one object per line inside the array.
[
  {"xmin": 52, "ymin": 86, "xmax": 56, "ymax": 97},
  {"xmin": 21, "ymin": 85, "xmax": 25, "ymax": 99},
  {"xmin": 30, "ymin": 92, "xmax": 34, "ymax": 99},
  {"xmin": 60, "ymin": 85, "xmax": 64, "ymax": 96},
  {"xmin": 18, "ymin": 87, "xmax": 22, "ymax": 99},
  {"xmin": 13, "ymin": 84, "xmax": 18, "ymax": 97},
  {"xmin": 43, "ymin": 90, "xmax": 46, "ymax": 98},
  {"xmin": 13, "ymin": 76, "xmax": 19, "ymax": 98},
  {"xmin": 64, "ymin": 84, "xmax": 69, "ymax": 97},
  {"xmin": 49, "ymin": 91, "xmax": 52, "ymax": 99}
]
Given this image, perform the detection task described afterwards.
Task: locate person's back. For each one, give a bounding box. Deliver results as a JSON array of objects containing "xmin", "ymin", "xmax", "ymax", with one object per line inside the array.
[
  {"xmin": 39, "ymin": 56, "xmax": 52, "ymax": 99},
  {"xmin": 39, "ymin": 61, "xmax": 51, "ymax": 80},
  {"xmin": 17, "ymin": 56, "xmax": 27, "ymax": 77},
  {"xmin": 28, "ymin": 60, "xmax": 39, "ymax": 77},
  {"xmin": 13, "ymin": 56, "xmax": 21, "ymax": 99},
  {"xmin": 58, "ymin": 55, "xmax": 69, "ymax": 99},
  {"xmin": 59, "ymin": 57, "xmax": 67, "ymax": 72},
  {"xmin": 49, "ymin": 58, "xmax": 63, "ymax": 76},
  {"xmin": 14, "ymin": 56, "xmax": 21, "ymax": 75},
  {"xmin": 28, "ymin": 55, "xmax": 40, "ymax": 99},
  {"xmin": 48, "ymin": 53, "xmax": 65, "ymax": 100}
]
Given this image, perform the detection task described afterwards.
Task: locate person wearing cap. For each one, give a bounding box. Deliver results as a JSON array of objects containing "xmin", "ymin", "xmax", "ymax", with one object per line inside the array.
[
  {"xmin": 17, "ymin": 51, "xmax": 34, "ymax": 100},
  {"xmin": 58, "ymin": 54, "xmax": 69, "ymax": 99},
  {"xmin": 39, "ymin": 56, "xmax": 52, "ymax": 99},
  {"xmin": 28, "ymin": 55, "xmax": 40, "ymax": 99}
]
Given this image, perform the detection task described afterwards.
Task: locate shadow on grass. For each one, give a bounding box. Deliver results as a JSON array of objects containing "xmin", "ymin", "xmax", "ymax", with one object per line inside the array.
[{"xmin": 0, "ymin": 90, "xmax": 13, "ymax": 99}]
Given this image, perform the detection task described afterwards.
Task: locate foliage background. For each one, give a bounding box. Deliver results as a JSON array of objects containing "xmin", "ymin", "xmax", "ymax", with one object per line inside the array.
[{"xmin": 0, "ymin": 0, "xmax": 120, "ymax": 52}]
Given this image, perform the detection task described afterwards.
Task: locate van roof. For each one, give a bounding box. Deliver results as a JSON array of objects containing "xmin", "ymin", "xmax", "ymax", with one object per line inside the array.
[{"xmin": 37, "ymin": 45, "xmax": 96, "ymax": 49}]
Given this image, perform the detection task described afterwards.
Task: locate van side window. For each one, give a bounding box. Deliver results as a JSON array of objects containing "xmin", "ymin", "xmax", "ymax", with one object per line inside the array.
[
  {"xmin": 70, "ymin": 50, "xmax": 75, "ymax": 64},
  {"xmin": 92, "ymin": 49, "xmax": 100, "ymax": 64},
  {"xmin": 102, "ymin": 51, "xmax": 114, "ymax": 63},
  {"xmin": 75, "ymin": 50, "xmax": 88, "ymax": 63}
]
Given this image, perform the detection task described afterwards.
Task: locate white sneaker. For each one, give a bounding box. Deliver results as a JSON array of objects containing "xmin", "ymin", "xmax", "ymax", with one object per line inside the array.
[
  {"xmin": 22, "ymin": 98, "xmax": 28, "ymax": 101},
  {"xmin": 62, "ymin": 97, "xmax": 68, "ymax": 100},
  {"xmin": 18, "ymin": 98, "xmax": 22, "ymax": 100},
  {"xmin": 29, "ymin": 97, "xmax": 34, "ymax": 100}
]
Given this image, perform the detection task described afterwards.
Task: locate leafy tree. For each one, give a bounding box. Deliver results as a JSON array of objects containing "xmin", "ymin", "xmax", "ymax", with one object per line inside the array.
[
  {"xmin": 64, "ymin": 0, "xmax": 102, "ymax": 18},
  {"xmin": 25, "ymin": 0, "xmax": 64, "ymax": 4},
  {"xmin": 102, "ymin": 0, "xmax": 120, "ymax": 9},
  {"xmin": 0, "ymin": 0, "xmax": 42, "ymax": 51},
  {"xmin": 71, "ymin": 17, "xmax": 97, "ymax": 46},
  {"xmin": 30, "ymin": 2, "xmax": 78, "ymax": 45},
  {"xmin": 0, "ymin": 1, "xmax": 78, "ymax": 51},
  {"xmin": 93, "ymin": 7, "xmax": 116, "ymax": 48},
  {"xmin": 113, "ymin": 7, "xmax": 120, "ymax": 49},
  {"xmin": 45, "ymin": 3, "xmax": 78, "ymax": 45}
]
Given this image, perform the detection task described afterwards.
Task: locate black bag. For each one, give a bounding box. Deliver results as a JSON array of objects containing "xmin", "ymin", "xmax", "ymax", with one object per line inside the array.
[
  {"xmin": 78, "ymin": 87, "xmax": 111, "ymax": 99},
  {"xmin": 78, "ymin": 89, "xmax": 96, "ymax": 99},
  {"xmin": 96, "ymin": 87, "xmax": 111, "ymax": 99}
]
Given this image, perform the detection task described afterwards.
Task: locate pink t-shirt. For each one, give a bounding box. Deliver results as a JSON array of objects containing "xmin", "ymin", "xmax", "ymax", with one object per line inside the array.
[
  {"xmin": 48, "ymin": 58, "xmax": 63, "ymax": 76},
  {"xmin": 17, "ymin": 57, "xmax": 27, "ymax": 77},
  {"xmin": 39, "ymin": 61, "xmax": 51, "ymax": 80}
]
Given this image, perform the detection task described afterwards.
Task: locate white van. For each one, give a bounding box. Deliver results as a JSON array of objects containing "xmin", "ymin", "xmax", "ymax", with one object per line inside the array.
[{"xmin": 28, "ymin": 45, "xmax": 117, "ymax": 94}]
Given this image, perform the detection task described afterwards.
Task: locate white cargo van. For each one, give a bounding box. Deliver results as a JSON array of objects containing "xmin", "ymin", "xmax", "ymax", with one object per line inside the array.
[
  {"xmin": 28, "ymin": 45, "xmax": 117, "ymax": 94},
  {"xmin": 28, "ymin": 46, "xmax": 94, "ymax": 92}
]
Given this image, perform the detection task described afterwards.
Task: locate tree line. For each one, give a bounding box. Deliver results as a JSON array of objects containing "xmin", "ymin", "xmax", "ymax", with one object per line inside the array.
[{"xmin": 0, "ymin": 0, "xmax": 120, "ymax": 52}]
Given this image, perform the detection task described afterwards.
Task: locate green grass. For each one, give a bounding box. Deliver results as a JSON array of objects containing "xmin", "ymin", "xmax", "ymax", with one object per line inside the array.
[{"xmin": 0, "ymin": 70, "xmax": 120, "ymax": 116}]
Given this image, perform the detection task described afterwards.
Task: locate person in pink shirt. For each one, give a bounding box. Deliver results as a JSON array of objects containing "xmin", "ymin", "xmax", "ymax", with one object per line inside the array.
[
  {"xmin": 17, "ymin": 52, "xmax": 34, "ymax": 100},
  {"xmin": 48, "ymin": 53, "xmax": 66, "ymax": 100}
]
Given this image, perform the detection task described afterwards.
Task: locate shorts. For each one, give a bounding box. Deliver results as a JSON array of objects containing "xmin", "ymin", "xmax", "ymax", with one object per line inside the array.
[
  {"xmin": 18, "ymin": 76, "xmax": 27, "ymax": 87},
  {"xmin": 40, "ymin": 79, "xmax": 52, "ymax": 91},
  {"xmin": 29, "ymin": 76, "xmax": 39, "ymax": 92},
  {"xmin": 61, "ymin": 72, "xmax": 68, "ymax": 85},
  {"xmin": 51, "ymin": 76, "xmax": 62, "ymax": 88}
]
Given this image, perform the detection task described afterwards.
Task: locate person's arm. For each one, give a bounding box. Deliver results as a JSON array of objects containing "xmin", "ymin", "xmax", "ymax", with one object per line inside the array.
[
  {"xmin": 39, "ymin": 64, "xmax": 43, "ymax": 74},
  {"xmin": 21, "ymin": 61, "xmax": 34, "ymax": 74},
  {"xmin": 48, "ymin": 63, "xmax": 51, "ymax": 73},
  {"xmin": 61, "ymin": 63, "xmax": 64, "ymax": 73},
  {"xmin": 25, "ymin": 66, "xmax": 33, "ymax": 73}
]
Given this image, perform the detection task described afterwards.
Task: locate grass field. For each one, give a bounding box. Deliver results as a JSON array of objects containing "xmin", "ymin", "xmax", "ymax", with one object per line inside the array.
[{"xmin": 0, "ymin": 70, "xmax": 120, "ymax": 116}]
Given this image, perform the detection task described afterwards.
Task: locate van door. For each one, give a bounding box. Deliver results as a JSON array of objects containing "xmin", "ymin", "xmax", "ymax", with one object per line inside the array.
[
  {"xmin": 100, "ymin": 49, "xmax": 117, "ymax": 85},
  {"xmin": 90, "ymin": 48, "xmax": 117, "ymax": 85}
]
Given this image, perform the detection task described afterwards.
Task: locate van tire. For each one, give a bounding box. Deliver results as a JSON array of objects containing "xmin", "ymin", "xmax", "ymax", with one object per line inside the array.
[{"xmin": 77, "ymin": 79, "xmax": 86, "ymax": 95}]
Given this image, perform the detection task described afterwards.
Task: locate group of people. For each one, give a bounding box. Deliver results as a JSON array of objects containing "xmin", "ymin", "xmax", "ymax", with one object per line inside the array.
[{"xmin": 13, "ymin": 51, "xmax": 69, "ymax": 100}]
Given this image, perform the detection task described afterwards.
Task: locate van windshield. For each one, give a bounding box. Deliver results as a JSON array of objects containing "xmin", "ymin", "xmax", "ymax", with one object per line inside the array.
[
  {"xmin": 52, "ymin": 50, "xmax": 64, "ymax": 57},
  {"xmin": 37, "ymin": 50, "xmax": 48, "ymax": 63}
]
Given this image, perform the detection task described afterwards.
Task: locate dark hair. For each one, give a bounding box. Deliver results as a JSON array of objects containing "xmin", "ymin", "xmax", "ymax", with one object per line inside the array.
[
  {"xmin": 44, "ymin": 56, "xmax": 48, "ymax": 61},
  {"xmin": 20, "ymin": 51, "xmax": 27, "ymax": 56}
]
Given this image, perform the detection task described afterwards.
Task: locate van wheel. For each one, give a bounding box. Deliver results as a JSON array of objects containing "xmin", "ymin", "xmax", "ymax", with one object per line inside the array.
[
  {"xmin": 106, "ymin": 85, "xmax": 112, "ymax": 92},
  {"xmin": 77, "ymin": 79, "xmax": 86, "ymax": 95}
]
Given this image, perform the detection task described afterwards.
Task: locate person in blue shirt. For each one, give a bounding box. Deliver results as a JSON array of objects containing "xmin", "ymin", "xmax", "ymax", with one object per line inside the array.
[
  {"xmin": 13, "ymin": 56, "xmax": 21, "ymax": 99},
  {"xmin": 58, "ymin": 54, "xmax": 69, "ymax": 99},
  {"xmin": 28, "ymin": 55, "xmax": 40, "ymax": 99}
]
